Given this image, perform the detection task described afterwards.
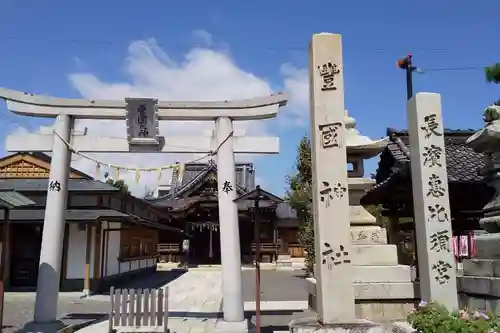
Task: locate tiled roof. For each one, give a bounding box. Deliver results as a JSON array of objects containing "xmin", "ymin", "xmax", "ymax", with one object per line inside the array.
[
  {"xmin": 0, "ymin": 208, "xmax": 128, "ymax": 222},
  {"xmin": 147, "ymin": 196, "xmax": 286, "ymax": 213},
  {"xmin": 445, "ymin": 139, "xmax": 485, "ymax": 182},
  {"xmin": 0, "ymin": 208, "xmax": 186, "ymax": 233},
  {"xmin": 0, "ymin": 179, "xmax": 119, "ymax": 192},
  {"xmin": 149, "ymin": 160, "xmax": 253, "ymax": 201},
  {"xmin": 145, "ymin": 161, "xmax": 298, "ymax": 220},
  {"xmin": 361, "ymin": 128, "xmax": 487, "ymax": 205},
  {"xmin": 173, "ymin": 160, "xmax": 255, "ymax": 190}
]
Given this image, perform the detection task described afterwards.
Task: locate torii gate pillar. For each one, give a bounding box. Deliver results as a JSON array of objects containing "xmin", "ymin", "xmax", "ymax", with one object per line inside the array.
[
  {"xmin": 34, "ymin": 114, "xmax": 74, "ymax": 324},
  {"xmin": 215, "ymin": 117, "xmax": 245, "ymax": 324}
]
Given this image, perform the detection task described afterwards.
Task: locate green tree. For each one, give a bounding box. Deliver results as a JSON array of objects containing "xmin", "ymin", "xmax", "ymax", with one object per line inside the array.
[
  {"xmin": 486, "ymin": 63, "xmax": 500, "ymax": 84},
  {"xmin": 285, "ymin": 136, "xmax": 387, "ymax": 273},
  {"xmin": 486, "ymin": 63, "xmax": 500, "ymax": 105},
  {"xmin": 285, "ymin": 135, "xmax": 314, "ymax": 272},
  {"xmin": 104, "ymin": 172, "xmax": 131, "ymax": 194}
]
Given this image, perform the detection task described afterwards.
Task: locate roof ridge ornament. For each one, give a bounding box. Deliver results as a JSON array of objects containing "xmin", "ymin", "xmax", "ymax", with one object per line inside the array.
[
  {"xmin": 484, "ymin": 104, "xmax": 500, "ymax": 124},
  {"xmin": 467, "ymin": 105, "xmax": 500, "ymax": 153}
]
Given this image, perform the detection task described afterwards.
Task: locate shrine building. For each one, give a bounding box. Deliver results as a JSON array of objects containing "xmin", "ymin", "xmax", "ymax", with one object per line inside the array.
[
  {"xmin": 361, "ymin": 128, "xmax": 494, "ymax": 264},
  {"xmin": 145, "ymin": 160, "xmax": 302, "ymax": 265}
]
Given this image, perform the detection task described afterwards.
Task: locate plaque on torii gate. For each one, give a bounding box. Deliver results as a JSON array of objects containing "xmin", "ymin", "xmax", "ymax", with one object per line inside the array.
[{"xmin": 0, "ymin": 87, "xmax": 287, "ymax": 333}]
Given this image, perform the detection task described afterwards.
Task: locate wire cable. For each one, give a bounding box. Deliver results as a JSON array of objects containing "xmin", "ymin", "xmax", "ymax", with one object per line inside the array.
[
  {"xmin": 52, "ymin": 127, "xmax": 234, "ymax": 179},
  {"xmin": 415, "ymin": 66, "xmax": 488, "ymax": 74},
  {"xmin": 0, "ymin": 34, "xmax": 487, "ymax": 53}
]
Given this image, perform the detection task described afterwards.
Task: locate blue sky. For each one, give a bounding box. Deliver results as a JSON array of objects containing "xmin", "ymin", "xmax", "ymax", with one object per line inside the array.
[{"xmin": 0, "ymin": 1, "xmax": 498, "ymax": 196}]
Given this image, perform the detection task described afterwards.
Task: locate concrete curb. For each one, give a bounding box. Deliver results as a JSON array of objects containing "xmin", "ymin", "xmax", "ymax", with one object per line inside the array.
[{"xmin": 156, "ymin": 264, "xmax": 306, "ymax": 272}]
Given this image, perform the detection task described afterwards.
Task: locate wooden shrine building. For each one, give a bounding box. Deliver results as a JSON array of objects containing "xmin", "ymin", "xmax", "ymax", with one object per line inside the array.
[
  {"xmin": 361, "ymin": 128, "xmax": 494, "ymax": 264},
  {"xmin": 145, "ymin": 160, "xmax": 300, "ymax": 265},
  {"xmin": 0, "ymin": 152, "xmax": 184, "ymax": 292}
]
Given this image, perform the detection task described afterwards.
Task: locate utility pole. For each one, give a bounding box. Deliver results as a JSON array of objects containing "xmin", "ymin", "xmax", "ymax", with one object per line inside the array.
[
  {"xmin": 397, "ymin": 53, "xmax": 419, "ymax": 280},
  {"xmin": 397, "ymin": 54, "xmax": 416, "ymax": 100}
]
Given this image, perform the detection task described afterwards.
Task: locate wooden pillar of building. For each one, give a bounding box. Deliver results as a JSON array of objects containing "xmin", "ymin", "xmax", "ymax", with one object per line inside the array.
[
  {"xmin": 91, "ymin": 222, "xmax": 102, "ymax": 291},
  {"xmin": 83, "ymin": 224, "xmax": 92, "ymax": 294},
  {"xmin": 272, "ymin": 220, "xmax": 278, "ymax": 262},
  {"xmin": 60, "ymin": 224, "xmax": 69, "ymax": 289},
  {"xmin": 1, "ymin": 212, "xmax": 11, "ymax": 288}
]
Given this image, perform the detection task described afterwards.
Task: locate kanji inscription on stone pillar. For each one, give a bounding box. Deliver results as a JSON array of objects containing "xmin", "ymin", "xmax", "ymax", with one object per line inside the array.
[
  {"xmin": 309, "ymin": 33, "xmax": 355, "ymax": 323},
  {"xmin": 407, "ymin": 93, "xmax": 458, "ymax": 310}
]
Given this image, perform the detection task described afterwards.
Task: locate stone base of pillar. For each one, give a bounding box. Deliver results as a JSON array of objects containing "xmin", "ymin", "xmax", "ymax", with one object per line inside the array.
[
  {"xmin": 20, "ymin": 320, "xmax": 67, "ymax": 333},
  {"xmin": 215, "ymin": 319, "xmax": 249, "ymax": 333},
  {"xmin": 276, "ymin": 254, "xmax": 293, "ymax": 269},
  {"xmin": 289, "ymin": 317, "xmax": 385, "ymax": 333}
]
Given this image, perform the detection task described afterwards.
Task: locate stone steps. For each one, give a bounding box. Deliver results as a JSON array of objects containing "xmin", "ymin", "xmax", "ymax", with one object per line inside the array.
[
  {"xmin": 306, "ymin": 277, "xmax": 419, "ymax": 300},
  {"xmin": 352, "ymin": 266, "xmax": 412, "ymax": 283},
  {"xmin": 352, "ymin": 244, "xmax": 399, "ymax": 266}
]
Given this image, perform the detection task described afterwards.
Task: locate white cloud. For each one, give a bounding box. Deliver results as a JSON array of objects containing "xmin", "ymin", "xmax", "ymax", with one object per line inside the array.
[
  {"xmin": 9, "ymin": 125, "xmax": 30, "ymax": 136},
  {"xmin": 72, "ymin": 56, "xmax": 84, "ymax": 68},
  {"xmin": 281, "ymin": 64, "xmax": 309, "ymax": 126},
  {"xmin": 281, "ymin": 64, "xmax": 309, "ymax": 109},
  {"xmin": 192, "ymin": 29, "xmax": 214, "ymax": 47},
  {"xmin": 11, "ymin": 35, "xmax": 309, "ymax": 197}
]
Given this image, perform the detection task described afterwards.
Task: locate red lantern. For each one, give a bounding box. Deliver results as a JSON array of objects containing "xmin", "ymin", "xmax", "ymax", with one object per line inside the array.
[
  {"xmin": 397, "ymin": 54, "xmax": 412, "ymax": 69},
  {"xmin": 397, "ymin": 58, "xmax": 407, "ymax": 69}
]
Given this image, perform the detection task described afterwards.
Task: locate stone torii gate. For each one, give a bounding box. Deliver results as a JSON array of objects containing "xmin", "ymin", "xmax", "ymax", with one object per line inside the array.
[{"xmin": 0, "ymin": 88, "xmax": 287, "ymax": 332}]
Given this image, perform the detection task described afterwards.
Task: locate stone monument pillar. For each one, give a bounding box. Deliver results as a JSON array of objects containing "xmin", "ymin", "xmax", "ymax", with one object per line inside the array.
[
  {"xmin": 407, "ymin": 93, "xmax": 458, "ymax": 311},
  {"xmin": 407, "ymin": 93, "xmax": 458, "ymax": 310},
  {"xmin": 289, "ymin": 32, "xmax": 384, "ymax": 333},
  {"xmin": 308, "ymin": 33, "xmax": 355, "ymax": 324},
  {"xmin": 459, "ymin": 104, "xmax": 500, "ymax": 311}
]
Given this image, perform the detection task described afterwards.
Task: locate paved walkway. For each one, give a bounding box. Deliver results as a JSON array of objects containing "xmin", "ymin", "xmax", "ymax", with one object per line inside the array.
[
  {"xmin": 80, "ymin": 270, "xmax": 309, "ymax": 333},
  {"xmin": 3, "ymin": 293, "xmax": 110, "ymax": 333}
]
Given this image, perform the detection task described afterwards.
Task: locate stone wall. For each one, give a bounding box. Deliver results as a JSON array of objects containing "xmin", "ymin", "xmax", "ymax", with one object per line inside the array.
[
  {"xmin": 458, "ymin": 257, "xmax": 500, "ymax": 314},
  {"xmin": 307, "ymin": 276, "xmax": 418, "ymax": 323},
  {"xmin": 456, "ymin": 234, "xmax": 500, "ymax": 314}
]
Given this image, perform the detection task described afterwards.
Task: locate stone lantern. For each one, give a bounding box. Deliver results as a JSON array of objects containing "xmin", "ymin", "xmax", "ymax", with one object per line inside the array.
[
  {"xmin": 458, "ymin": 104, "xmax": 500, "ymax": 309},
  {"xmin": 345, "ymin": 111, "xmax": 388, "ymax": 230},
  {"xmin": 466, "ymin": 104, "xmax": 500, "ymax": 250}
]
